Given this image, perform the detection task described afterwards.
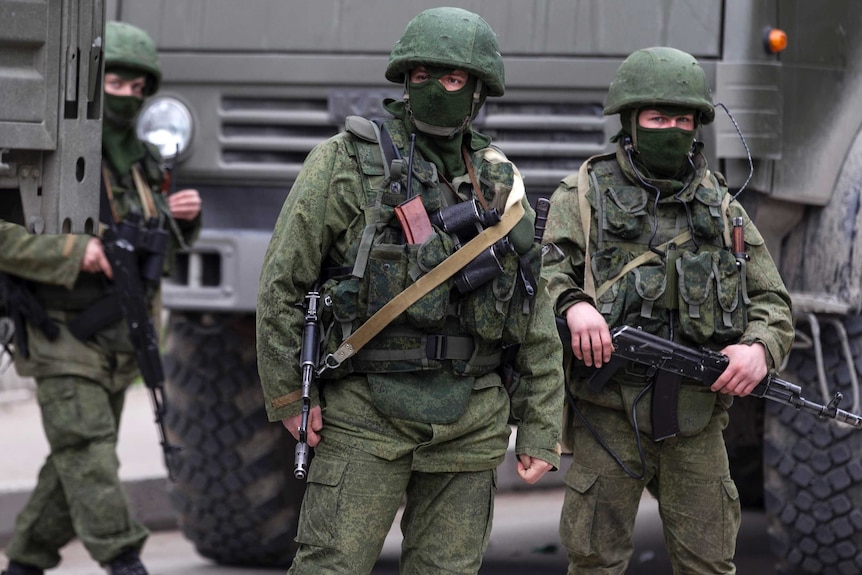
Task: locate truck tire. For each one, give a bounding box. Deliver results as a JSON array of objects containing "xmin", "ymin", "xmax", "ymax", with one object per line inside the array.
[
  {"xmin": 763, "ymin": 315, "xmax": 862, "ymax": 574},
  {"xmin": 161, "ymin": 311, "xmax": 304, "ymax": 567}
]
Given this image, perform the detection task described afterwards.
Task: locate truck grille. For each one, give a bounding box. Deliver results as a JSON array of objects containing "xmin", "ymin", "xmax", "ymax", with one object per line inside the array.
[{"xmin": 219, "ymin": 94, "xmax": 608, "ymax": 193}]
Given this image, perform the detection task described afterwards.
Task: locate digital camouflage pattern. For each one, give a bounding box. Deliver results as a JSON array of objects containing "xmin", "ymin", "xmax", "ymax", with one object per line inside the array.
[
  {"xmin": 542, "ymin": 142, "xmax": 793, "ymax": 573},
  {"xmin": 257, "ymin": 117, "xmax": 563, "ymax": 459},
  {"xmin": 2, "ymin": 22, "xmax": 200, "ymax": 570},
  {"xmin": 560, "ymin": 401, "xmax": 740, "ymax": 573},
  {"xmin": 603, "ymin": 46, "xmax": 715, "ymax": 123},
  {"xmin": 385, "ymin": 7, "xmax": 505, "ymax": 97},
  {"xmin": 104, "ymin": 21, "xmax": 161, "ymax": 95}
]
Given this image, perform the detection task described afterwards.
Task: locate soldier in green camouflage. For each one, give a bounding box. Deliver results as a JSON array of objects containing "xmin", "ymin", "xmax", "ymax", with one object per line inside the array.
[
  {"xmin": 541, "ymin": 47, "xmax": 794, "ymax": 574},
  {"xmin": 257, "ymin": 7, "xmax": 563, "ymax": 575},
  {"xmin": 1, "ymin": 21, "xmax": 201, "ymax": 575}
]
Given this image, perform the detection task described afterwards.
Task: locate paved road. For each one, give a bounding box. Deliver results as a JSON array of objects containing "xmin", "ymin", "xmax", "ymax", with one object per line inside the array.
[{"xmin": 0, "ymin": 488, "xmax": 776, "ymax": 574}]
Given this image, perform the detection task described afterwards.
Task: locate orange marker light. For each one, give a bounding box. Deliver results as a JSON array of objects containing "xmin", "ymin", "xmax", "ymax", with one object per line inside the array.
[{"xmin": 764, "ymin": 27, "xmax": 788, "ymax": 54}]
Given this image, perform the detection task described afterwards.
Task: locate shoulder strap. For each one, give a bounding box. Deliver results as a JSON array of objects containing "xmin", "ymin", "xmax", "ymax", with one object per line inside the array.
[
  {"xmin": 576, "ymin": 158, "xmax": 599, "ymax": 301},
  {"xmin": 571, "ymin": 152, "xmax": 617, "ymax": 302},
  {"xmin": 593, "ymin": 169, "xmax": 731, "ymax": 300},
  {"xmin": 344, "ymin": 116, "xmax": 400, "ymax": 279},
  {"xmin": 323, "ymin": 148, "xmax": 526, "ymax": 370},
  {"xmin": 131, "ymin": 164, "xmax": 158, "ymax": 220}
]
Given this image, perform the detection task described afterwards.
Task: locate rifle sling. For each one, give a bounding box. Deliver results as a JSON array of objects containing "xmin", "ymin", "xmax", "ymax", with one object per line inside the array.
[
  {"xmin": 578, "ymin": 165, "xmax": 734, "ymax": 302},
  {"xmin": 325, "ymin": 148, "xmax": 525, "ymax": 369}
]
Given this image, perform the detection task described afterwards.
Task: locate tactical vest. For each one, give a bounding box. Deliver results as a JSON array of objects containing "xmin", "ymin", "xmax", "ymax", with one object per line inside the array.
[
  {"xmin": 317, "ymin": 117, "xmax": 541, "ymax": 381},
  {"xmin": 573, "ymin": 153, "xmax": 748, "ymax": 436}
]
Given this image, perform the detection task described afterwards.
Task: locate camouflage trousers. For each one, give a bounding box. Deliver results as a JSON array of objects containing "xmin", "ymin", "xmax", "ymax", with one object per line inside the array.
[
  {"xmin": 559, "ymin": 400, "xmax": 740, "ymax": 575},
  {"xmin": 5, "ymin": 374, "xmax": 148, "ymax": 568},
  {"xmin": 288, "ymin": 438, "xmax": 496, "ymax": 575}
]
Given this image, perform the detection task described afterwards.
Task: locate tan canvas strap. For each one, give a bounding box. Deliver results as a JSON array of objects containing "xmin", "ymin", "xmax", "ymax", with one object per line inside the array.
[
  {"xmin": 131, "ymin": 165, "xmax": 158, "ymax": 220},
  {"xmin": 577, "ymin": 160, "xmax": 597, "ymax": 301},
  {"xmin": 101, "ymin": 166, "xmax": 121, "ymax": 225},
  {"xmin": 595, "ymin": 229, "xmax": 693, "ymax": 300},
  {"xmin": 579, "ymin": 163, "xmax": 732, "ymax": 301},
  {"xmin": 323, "ymin": 148, "xmax": 525, "ymax": 370}
]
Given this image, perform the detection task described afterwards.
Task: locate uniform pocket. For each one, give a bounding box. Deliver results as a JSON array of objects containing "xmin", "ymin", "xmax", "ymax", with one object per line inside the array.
[
  {"xmin": 676, "ymin": 251, "xmax": 715, "ymax": 344},
  {"xmin": 459, "ymin": 252, "xmax": 514, "ymax": 343},
  {"xmin": 295, "ymin": 456, "xmax": 349, "ymax": 548},
  {"xmin": 36, "ymin": 377, "xmax": 115, "ymax": 451},
  {"xmin": 366, "ymin": 244, "xmax": 408, "ymax": 322},
  {"xmin": 628, "ymin": 263, "xmax": 666, "ymax": 333},
  {"xmin": 405, "ymin": 231, "xmax": 453, "ymax": 330},
  {"xmin": 713, "ymin": 250, "xmax": 744, "ymax": 343},
  {"xmin": 677, "ymin": 250, "xmax": 744, "ymax": 345},
  {"xmin": 592, "ymin": 247, "xmax": 628, "ymax": 328},
  {"xmin": 602, "ymin": 186, "xmax": 648, "ymax": 239},
  {"xmin": 501, "ymin": 246, "xmax": 542, "ymax": 346},
  {"xmin": 559, "ymin": 462, "xmax": 600, "ymax": 556}
]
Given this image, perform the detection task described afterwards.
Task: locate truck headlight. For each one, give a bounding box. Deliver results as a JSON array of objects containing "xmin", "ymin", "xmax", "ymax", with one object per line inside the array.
[{"xmin": 136, "ymin": 96, "xmax": 194, "ymax": 161}]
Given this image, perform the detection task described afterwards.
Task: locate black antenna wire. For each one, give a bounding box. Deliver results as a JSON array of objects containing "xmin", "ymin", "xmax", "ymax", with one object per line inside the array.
[{"xmin": 715, "ymin": 102, "xmax": 754, "ymax": 200}]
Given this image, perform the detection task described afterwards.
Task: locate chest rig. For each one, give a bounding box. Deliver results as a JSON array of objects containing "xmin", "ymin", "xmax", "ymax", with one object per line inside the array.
[
  {"xmin": 317, "ymin": 117, "xmax": 541, "ymax": 382},
  {"xmin": 577, "ymin": 153, "xmax": 748, "ymax": 348},
  {"xmin": 570, "ymin": 153, "xmax": 754, "ymax": 442}
]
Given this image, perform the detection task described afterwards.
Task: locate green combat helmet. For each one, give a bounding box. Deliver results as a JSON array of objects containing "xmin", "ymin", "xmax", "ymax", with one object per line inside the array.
[
  {"xmin": 104, "ymin": 21, "xmax": 162, "ymax": 95},
  {"xmin": 603, "ymin": 46, "xmax": 714, "ymax": 125},
  {"xmin": 385, "ymin": 7, "xmax": 505, "ymax": 98}
]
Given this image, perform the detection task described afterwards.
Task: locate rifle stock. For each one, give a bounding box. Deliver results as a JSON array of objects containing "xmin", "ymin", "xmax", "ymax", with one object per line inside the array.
[{"xmin": 556, "ymin": 319, "xmax": 862, "ymax": 429}]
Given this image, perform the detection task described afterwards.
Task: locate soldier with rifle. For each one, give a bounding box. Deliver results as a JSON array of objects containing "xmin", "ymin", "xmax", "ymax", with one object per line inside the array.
[
  {"xmin": 257, "ymin": 8, "xmax": 563, "ymax": 574},
  {"xmin": 541, "ymin": 47, "xmax": 794, "ymax": 574},
  {"xmin": 1, "ymin": 22, "xmax": 201, "ymax": 575}
]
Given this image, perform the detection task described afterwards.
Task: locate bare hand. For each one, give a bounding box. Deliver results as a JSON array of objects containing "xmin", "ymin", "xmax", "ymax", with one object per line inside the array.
[
  {"xmin": 566, "ymin": 301, "xmax": 613, "ymax": 368},
  {"xmin": 517, "ymin": 454, "xmax": 553, "ymax": 485},
  {"xmin": 168, "ymin": 189, "xmax": 202, "ymax": 221},
  {"xmin": 283, "ymin": 405, "xmax": 323, "ymax": 447},
  {"xmin": 81, "ymin": 237, "xmax": 113, "ymax": 278},
  {"xmin": 711, "ymin": 342, "xmax": 768, "ymax": 396}
]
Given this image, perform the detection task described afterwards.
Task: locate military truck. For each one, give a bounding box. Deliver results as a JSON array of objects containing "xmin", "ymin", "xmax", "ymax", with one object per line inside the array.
[
  {"xmin": 0, "ymin": 0, "xmax": 103, "ymax": 234},
  {"xmin": 104, "ymin": 0, "xmax": 862, "ymax": 572}
]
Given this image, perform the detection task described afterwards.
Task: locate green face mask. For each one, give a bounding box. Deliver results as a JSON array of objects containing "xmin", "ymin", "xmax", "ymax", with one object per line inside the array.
[
  {"xmin": 104, "ymin": 93, "xmax": 144, "ymax": 129},
  {"xmin": 635, "ymin": 126, "xmax": 696, "ymax": 178},
  {"xmin": 407, "ymin": 70, "xmax": 479, "ymax": 138}
]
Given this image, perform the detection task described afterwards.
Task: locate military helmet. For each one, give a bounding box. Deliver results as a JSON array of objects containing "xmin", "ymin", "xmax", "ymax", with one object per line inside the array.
[
  {"xmin": 385, "ymin": 7, "xmax": 505, "ymax": 97},
  {"xmin": 104, "ymin": 21, "xmax": 162, "ymax": 95},
  {"xmin": 603, "ymin": 47, "xmax": 715, "ymax": 125}
]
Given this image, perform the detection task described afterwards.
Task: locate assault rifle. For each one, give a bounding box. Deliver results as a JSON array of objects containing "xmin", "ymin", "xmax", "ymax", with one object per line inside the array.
[
  {"xmin": 294, "ymin": 284, "xmax": 321, "ymax": 480},
  {"xmin": 101, "ymin": 213, "xmax": 181, "ymax": 479},
  {"xmin": 558, "ymin": 320, "xmax": 862, "ymax": 429}
]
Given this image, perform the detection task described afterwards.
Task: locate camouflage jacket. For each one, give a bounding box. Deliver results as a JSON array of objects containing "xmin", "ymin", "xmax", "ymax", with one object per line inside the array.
[
  {"xmin": 257, "ymin": 117, "xmax": 563, "ymax": 467},
  {"xmin": 5, "ymin": 142, "xmax": 201, "ymax": 380},
  {"xmin": 542, "ymin": 145, "xmax": 794, "ymax": 432}
]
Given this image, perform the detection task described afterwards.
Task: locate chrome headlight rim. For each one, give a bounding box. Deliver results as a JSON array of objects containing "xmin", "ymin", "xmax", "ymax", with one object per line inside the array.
[{"xmin": 136, "ymin": 95, "xmax": 195, "ymax": 162}]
